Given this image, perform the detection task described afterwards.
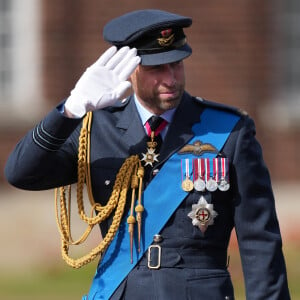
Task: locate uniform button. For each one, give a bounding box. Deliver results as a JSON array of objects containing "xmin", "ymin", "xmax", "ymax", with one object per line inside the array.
[
  {"xmin": 104, "ymin": 180, "xmax": 110, "ymax": 186},
  {"xmin": 152, "ymin": 169, "xmax": 159, "ymax": 176},
  {"xmin": 153, "ymin": 234, "xmax": 163, "ymax": 243}
]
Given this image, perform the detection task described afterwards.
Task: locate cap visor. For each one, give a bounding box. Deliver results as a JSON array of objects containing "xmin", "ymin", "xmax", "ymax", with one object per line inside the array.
[{"xmin": 140, "ymin": 44, "xmax": 192, "ymax": 66}]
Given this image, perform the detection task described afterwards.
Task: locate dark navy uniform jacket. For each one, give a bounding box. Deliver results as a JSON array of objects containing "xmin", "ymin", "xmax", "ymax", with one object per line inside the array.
[{"xmin": 5, "ymin": 92, "xmax": 290, "ymax": 299}]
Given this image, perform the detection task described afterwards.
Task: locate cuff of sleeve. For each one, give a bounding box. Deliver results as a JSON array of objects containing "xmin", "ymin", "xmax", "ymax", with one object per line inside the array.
[{"xmin": 32, "ymin": 100, "xmax": 83, "ymax": 151}]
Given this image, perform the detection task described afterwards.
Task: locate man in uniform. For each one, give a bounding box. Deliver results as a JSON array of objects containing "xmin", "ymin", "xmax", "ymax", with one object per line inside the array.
[{"xmin": 5, "ymin": 9, "xmax": 290, "ymax": 299}]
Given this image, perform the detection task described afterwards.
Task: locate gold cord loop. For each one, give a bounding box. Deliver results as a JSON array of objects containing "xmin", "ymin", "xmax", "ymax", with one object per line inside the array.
[{"xmin": 55, "ymin": 112, "xmax": 144, "ymax": 269}]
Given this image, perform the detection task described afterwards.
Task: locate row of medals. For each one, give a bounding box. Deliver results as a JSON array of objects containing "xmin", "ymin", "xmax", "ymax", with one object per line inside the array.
[{"xmin": 181, "ymin": 158, "xmax": 230, "ymax": 193}]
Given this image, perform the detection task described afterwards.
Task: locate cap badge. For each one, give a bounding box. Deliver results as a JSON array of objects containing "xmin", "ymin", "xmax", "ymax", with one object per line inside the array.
[{"xmin": 157, "ymin": 29, "xmax": 175, "ymax": 47}]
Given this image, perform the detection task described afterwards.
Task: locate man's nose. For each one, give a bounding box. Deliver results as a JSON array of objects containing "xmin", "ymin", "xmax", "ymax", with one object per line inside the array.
[{"xmin": 162, "ymin": 64, "xmax": 176, "ymax": 85}]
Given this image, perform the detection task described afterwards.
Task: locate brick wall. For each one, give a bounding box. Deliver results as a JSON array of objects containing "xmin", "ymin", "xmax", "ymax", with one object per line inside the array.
[
  {"xmin": 1, "ymin": 1, "xmax": 299, "ymax": 183},
  {"xmin": 42, "ymin": 1, "xmax": 275, "ymax": 112}
]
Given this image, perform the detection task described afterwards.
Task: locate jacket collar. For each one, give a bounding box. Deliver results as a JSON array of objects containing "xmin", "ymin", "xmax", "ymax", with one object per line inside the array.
[{"xmin": 115, "ymin": 92, "xmax": 204, "ymax": 160}]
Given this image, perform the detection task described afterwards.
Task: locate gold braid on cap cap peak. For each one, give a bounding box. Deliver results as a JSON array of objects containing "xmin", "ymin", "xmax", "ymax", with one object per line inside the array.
[{"xmin": 55, "ymin": 112, "xmax": 144, "ymax": 269}]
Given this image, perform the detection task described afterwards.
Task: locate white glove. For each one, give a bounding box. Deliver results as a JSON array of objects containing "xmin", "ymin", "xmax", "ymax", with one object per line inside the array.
[{"xmin": 64, "ymin": 46, "xmax": 141, "ymax": 118}]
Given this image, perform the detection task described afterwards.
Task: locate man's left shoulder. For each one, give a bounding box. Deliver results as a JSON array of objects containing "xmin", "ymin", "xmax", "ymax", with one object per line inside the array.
[{"xmin": 194, "ymin": 97, "xmax": 248, "ymax": 117}]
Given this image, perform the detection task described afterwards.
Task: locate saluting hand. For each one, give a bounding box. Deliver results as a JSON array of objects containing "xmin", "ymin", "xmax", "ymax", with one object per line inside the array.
[{"xmin": 64, "ymin": 46, "xmax": 141, "ymax": 118}]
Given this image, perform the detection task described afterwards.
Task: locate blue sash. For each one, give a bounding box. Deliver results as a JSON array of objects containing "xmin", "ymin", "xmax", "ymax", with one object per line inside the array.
[{"xmin": 83, "ymin": 108, "xmax": 240, "ymax": 300}]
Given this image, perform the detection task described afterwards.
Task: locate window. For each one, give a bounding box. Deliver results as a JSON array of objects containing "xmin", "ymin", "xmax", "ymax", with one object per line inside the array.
[
  {"xmin": 265, "ymin": 0, "xmax": 300, "ymax": 128},
  {"xmin": 280, "ymin": 1, "xmax": 300, "ymax": 94},
  {"xmin": 0, "ymin": 0, "xmax": 42, "ymax": 125},
  {"xmin": 0, "ymin": 0, "xmax": 12, "ymax": 101}
]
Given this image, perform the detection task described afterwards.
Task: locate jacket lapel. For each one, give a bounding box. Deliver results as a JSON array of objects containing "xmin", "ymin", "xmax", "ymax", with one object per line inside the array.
[
  {"xmin": 115, "ymin": 96, "xmax": 148, "ymax": 155},
  {"xmin": 159, "ymin": 93, "xmax": 204, "ymax": 162}
]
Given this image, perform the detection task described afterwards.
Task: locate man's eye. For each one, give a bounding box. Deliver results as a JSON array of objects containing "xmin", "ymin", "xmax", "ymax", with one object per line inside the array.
[{"xmin": 171, "ymin": 61, "xmax": 182, "ymax": 67}]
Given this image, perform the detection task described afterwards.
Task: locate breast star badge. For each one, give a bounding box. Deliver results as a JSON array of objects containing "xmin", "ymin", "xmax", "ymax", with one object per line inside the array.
[{"xmin": 188, "ymin": 196, "xmax": 218, "ymax": 233}]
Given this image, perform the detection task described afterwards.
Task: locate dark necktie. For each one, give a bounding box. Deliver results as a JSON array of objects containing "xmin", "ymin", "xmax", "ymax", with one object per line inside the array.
[{"xmin": 146, "ymin": 116, "xmax": 167, "ymax": 153}]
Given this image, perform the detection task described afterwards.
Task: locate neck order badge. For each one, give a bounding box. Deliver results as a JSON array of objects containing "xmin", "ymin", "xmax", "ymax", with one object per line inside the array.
[
  {"xmin": 83, "ymin": 108, "xmax": 240, "ymax": 300},
  {"xmin": 142, "ymin": 116, "xmax": 168, "ymax": 167}
]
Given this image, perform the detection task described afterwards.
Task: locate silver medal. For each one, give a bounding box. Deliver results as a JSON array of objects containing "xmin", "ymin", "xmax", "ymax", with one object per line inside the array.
[
  {"xmin": 206, "ymin": 178, "xmax": 218, "ymax": 192},
  {"xmin": 218, "ymin": 178, "xmax": 230, "ymax": 192},
  {"xmin": 193, "ymin": 178, "xmax": 206, "ymax": 192}
]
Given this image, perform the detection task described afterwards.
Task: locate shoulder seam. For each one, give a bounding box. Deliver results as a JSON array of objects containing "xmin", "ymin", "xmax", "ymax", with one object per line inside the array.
[{"xmin": 195, "ymin": 97, "xmax": 248, "ymax": 117}]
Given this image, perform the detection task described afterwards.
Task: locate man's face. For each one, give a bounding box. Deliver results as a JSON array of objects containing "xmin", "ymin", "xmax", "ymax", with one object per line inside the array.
[{"xmin": 130, "ymin": 60, "xmax": 186, "ymax": 115}]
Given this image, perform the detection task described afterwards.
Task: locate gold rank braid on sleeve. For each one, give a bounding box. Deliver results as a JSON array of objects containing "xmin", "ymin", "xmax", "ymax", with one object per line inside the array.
[{"xmin": 55, "ymin": 112, "xmax": 144, "ymax": 269}]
